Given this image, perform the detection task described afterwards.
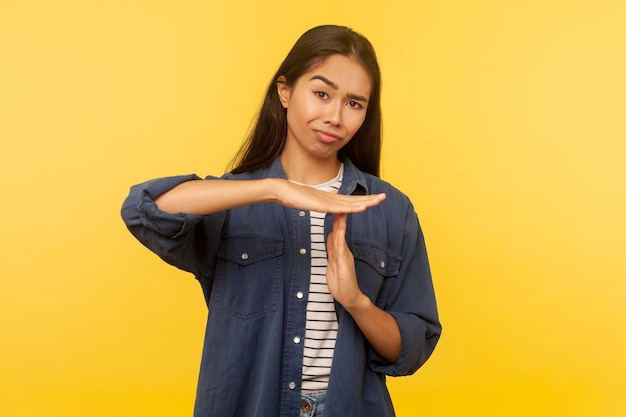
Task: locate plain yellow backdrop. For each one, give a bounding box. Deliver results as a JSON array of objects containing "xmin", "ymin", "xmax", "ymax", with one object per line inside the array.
[{"xmin": 1, "ymin": 0, "xmax": 625, "ymax": 416}]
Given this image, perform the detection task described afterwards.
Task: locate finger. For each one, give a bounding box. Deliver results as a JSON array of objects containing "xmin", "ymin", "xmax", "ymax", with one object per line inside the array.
[
  {"xmin": 339, "ymin": 193, "xmax": 385, "ymax": 204},
  {"xmin": 339, "ymin": 193, "xmax": 386, "ymax": 211},
  {"xmin": 356, "ymin": 193, "xmax": 386, "ymax": 205},
  {"xmin": 333, "ymin": 212, "xmax": 347, "ymax": 234},
  {"xmin": 331, "ymin": 213, "xmax": 348, "ymax": 256},
  {"xmin": 326, "ymin": 231, "xmax": 334, "ymax": 258}
]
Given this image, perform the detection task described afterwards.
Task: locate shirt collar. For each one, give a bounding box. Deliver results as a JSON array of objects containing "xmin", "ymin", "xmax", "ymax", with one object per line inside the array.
[{"xmin": 340, "ymin": 157, "xmax": 369, "ymax": 195}]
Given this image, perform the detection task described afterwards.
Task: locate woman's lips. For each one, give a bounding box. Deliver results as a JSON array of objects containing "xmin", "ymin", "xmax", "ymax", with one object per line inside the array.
[{"xmin": 315, "ymin": 129, "xmax": 342, "ymax": 144}]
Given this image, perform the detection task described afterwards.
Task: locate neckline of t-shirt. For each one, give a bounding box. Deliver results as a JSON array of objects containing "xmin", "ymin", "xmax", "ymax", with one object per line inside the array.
[{"xmin": 288, "ymin": 163, "xmax": 344, "ymax": 190}]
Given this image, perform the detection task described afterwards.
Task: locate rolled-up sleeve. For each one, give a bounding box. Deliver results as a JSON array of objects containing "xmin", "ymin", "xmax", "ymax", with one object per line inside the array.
[
  {"xmin": 369, "ymin": 205, "xmax": 442, "ymax": 376},
  {"xmin": 121, "ymin": 174, "xmax": 224, "ymax": 276}
]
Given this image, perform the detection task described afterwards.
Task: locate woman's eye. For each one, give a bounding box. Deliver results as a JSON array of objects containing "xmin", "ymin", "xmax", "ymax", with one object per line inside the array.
[
  {"xmin": 347, "ymin": 101, "xmax": 363, "ymax": 109},
  {"xmin": 314, "ymin": 91, "xmax": 329, "ymax": 100}
]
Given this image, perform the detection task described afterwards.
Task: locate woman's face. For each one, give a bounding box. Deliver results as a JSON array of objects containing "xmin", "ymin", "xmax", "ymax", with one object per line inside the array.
[{"xmin": 277, "ymin": 54, "xmax": 372, "ymax": 164}]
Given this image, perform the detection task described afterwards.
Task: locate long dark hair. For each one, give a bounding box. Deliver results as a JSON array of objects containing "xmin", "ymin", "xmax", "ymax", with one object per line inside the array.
[{"xmin": 229, "ymin": 25, "xmax": 382, "ymax": 177}]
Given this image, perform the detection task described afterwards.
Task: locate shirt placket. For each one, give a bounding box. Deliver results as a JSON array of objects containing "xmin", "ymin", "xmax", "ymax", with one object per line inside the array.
[{"xmin": 280, "ymin": 207, "xmax": 311, "ymax": 416}]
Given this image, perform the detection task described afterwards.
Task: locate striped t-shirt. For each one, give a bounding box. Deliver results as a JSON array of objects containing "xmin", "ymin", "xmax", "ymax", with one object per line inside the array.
[{"xmin": 290, "ymin": 165, "xmax": 344, "ymax": 394}]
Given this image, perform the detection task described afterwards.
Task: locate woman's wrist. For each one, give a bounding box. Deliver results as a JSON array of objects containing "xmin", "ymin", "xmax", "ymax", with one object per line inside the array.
[
  {"xmin": 262, "ymin": 178, "xmax": 287, "ymax": 204},
  {"xmin": 342, "ymin": 292, "xmax": 372, "ymax": 315}
]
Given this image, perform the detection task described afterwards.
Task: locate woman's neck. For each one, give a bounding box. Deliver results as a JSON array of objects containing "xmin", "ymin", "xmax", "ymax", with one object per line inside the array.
[{"xmin": 280, "ymin": 152, "xmax": 342, "ymax": 185}]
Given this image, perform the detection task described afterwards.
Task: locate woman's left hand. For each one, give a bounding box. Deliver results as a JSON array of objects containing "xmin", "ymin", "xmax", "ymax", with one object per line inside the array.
[
  {"xmin": 326, "ymin": 212, "xmax": 402, "ymax": 363},
  {"xmin": 326, "ymin": 213, "xmax": 366, "ymax": 309}
]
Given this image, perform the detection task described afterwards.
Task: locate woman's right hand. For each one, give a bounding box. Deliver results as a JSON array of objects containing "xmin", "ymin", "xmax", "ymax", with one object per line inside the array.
[{"xmin": 272, "ymin": 179, "xmax": 386, "ymax": 213}]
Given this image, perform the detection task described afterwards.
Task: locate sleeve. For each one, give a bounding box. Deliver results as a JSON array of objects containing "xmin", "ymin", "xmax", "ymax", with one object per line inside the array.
[
  {"xmin": 369, "ymin": 204, "xmax": 442, "ymax": 376},
  {"xmin": 120, "ymin": 174, "xmax": 226, "ymax": 277}
]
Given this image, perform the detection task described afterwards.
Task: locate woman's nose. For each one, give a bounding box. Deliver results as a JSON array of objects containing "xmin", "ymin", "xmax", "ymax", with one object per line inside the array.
[{"xmin": 324, "ymin": 101, "xmax": 342, "ymax": 125}]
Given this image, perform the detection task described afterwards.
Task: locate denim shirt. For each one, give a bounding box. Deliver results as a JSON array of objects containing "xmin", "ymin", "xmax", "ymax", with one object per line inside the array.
[{"xmin": 121, "ymin": 157, "xmax": 441, "ymax": 417}]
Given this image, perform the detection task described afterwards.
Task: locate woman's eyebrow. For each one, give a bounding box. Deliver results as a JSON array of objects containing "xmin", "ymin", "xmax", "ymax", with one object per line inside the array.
[{"xmin": 309, "ymin": 75, "xmax": 369, "ymax": 103}]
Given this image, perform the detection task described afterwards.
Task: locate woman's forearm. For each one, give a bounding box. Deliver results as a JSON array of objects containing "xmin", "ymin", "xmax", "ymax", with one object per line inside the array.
[
  {"xmin": 155, "ymin": 178, "xmax": 281, "ymax": 215},
  {"xmin": 345, "ymin": 294, "xmax": 402, "ymax": 363}
]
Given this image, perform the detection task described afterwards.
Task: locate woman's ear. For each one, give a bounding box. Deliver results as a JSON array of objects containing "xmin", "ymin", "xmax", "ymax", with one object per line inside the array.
[{"xmin": 276, "ymin": 75, "xmax": 290, "ymax": 109}]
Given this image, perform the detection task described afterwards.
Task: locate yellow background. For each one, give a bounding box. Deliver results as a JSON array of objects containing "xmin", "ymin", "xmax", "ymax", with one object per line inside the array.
[{"xmin": 1, "ymin": 0, "xmax": 624, "ymax": 416}]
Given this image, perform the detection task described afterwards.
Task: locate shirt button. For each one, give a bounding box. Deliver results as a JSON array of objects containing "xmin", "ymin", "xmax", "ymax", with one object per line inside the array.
[
  {"xmin": 298, "ymin": 210, "xmax": 306, "ymax": 217},
  {"xmin": 299, "ymin": 248, "xmax": 307, "ymax": 255},
  {"xmin": 296, "ymin": 291, "xmax": 304, "ymax": 299},
  {"xmin": 241, "ymin": 253, "xmax": 249, "ymax": 260},
  {"xmin": 380, "ymin": 261, "xmax": 385, "ymax": 269},
  {"xmin": 293, "ymin": 336, "xmax": 301, "ymax": 344},
  {"xmin": 288, "ymin": 381, "xmax": 296, "ymax": 390}
]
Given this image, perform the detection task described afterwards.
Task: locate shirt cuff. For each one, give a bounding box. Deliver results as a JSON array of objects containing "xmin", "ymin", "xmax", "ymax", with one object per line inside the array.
[
  {"xmin": 132, "ymin": 174, "xmax": 205, "ymax": 238},
  {"xmin": 368, "ymin": 311, "xmax": 438, "ymax": 376}
]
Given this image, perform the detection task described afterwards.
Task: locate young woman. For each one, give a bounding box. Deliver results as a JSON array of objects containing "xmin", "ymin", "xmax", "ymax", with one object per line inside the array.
[{"xmin": 122, "ymin": 25, "xmax": 441, "ymax": 417}]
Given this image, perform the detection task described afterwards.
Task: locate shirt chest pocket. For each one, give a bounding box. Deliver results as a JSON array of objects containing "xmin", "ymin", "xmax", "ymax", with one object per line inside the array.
[
  {"xmin": 352, "ymin": 241, "xmax": 401, "ymax": 308},
  {"xmin": 214, "ymin": 235, "xmax": 283, "ymax": 320}
]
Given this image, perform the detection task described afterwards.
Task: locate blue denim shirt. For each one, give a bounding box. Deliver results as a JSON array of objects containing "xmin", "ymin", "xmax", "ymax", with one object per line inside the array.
[{"xmin": 121, "ymin": 157, "xmax": 441, "ymax": 417}]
